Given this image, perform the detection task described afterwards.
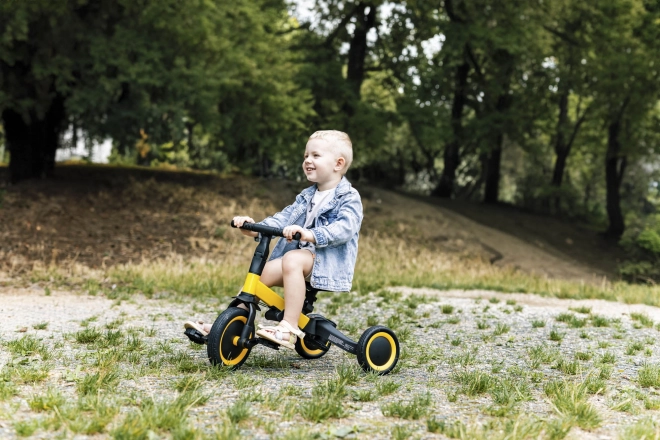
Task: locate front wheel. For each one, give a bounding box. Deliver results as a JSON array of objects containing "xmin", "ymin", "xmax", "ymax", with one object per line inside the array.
[
  {"xmin": 356, "ymin": 326, "xmax": 399, "ymax": 375},
  {"xmin": 207, "ymin": 307, "xmax": 252, "ymax": 370}
]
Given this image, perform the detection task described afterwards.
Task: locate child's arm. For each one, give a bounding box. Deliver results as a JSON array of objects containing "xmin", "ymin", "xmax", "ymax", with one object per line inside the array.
[
  {"xmin": 308, "ymin": 191, "xmax": 363, "ymax": 248},
  {"xmin": 257, "ymin": 194, "xmax": 303, "ymax": 229}
]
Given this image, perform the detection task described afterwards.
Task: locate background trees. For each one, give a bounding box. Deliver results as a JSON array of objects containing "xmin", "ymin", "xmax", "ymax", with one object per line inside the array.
[{"xmin": 1, "ymin": 0, "xmax": 659, "ymax": 269}]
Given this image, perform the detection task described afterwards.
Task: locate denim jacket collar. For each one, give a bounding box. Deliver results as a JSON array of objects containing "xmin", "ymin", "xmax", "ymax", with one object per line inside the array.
[{"xmin": 300, "ymin": 176, "xmax": 351, "ymax": 201}]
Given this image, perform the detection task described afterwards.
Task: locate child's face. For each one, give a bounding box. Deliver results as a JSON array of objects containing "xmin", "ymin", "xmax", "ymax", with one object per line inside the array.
[{"xmin": 302, "ymin": 139, "xmax": 343, "ymax": 185}]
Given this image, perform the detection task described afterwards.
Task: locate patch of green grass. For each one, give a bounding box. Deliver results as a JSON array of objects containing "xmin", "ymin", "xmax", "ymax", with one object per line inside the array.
[
  {"xmin": 33, "ymin": 322, "xmax": 49, "ymax": 330},
  {"xmin": 10, "ymin": 363, "xmax": 51, "ymax": 384},
  {"xmin": 4, "ymin": 335, "xmax": 50, "ymax": 359},
  {"xmin": 489, "ymin": 297, "xmax": 500, "ymax": 304},
  {"xmin": 600, "ymin": 351, "xmax": 617, "ymax": 364},
  {"xmin": 544, "ymin": 380, "xmax": 602, "ymax": 430},
  {"xmin": 590, "ymin": 314, "xmax": 610, "ymax": 327},
  {"xmin": 28, "ymin": 387, "xmax": 66, "ymax": 412},
  {"xmin": 375, "ymin": 379, "xmax": 401, "ymax": 396},
  {"xmin": 575, "ymin": 351, "xmax": 592, "ymax": 361},
  {"xmin": 381, "ymin": 393, "xmax": 431, "ymax": 419},
  {"xmin": 391, "ymin": 424, "xmax": 414, "ymax": 440},
  {"xmin": 111, "ymin": 393, "xmax": 194, "ymax": 438},
  {"xmin": 620, "ymin": 417, "xmax": 660, "ymax": 440},
  {"xmin": 626, "ymin": 341, "xmax": 644, "ymax": 355},
  {"xmin": 609, "ymin": 394, "xmax": 639, "ymax": 414},
  {"xmin": 554, "ymin": 357, "xmax": 581, "ymax": 375},
  {"xmin": 351, "ymin": 389, "xmax": 375, "ymax": 402},
  {"xmin": 448, "ymin": 349, "xmax": 478, "ymax": 367},
  {"xmin": 531, "ymin": 319, "xmax": 545, "ymax": 328},
  {"xmin": 493, "ymin": 323, "xmax": 510, "ymax": 336},
  {"xmin": 13, "ymin": 419, "xmax": 41, "ymax": 437},
  {"xmin": 555, "ymin": 312, "xmax": 574, "ymax": 323},
  {"xmin": 74, "ymin": 327, "xmax": 103, "ymax": 344},
  {"xmin": 441, "ymin": 304, "xmax": 455, "ymax": 314},
  {"xmin": 446, "ymin": 316, "xmax": 460, "ymax": 324},
  {"xmin": 298, "ymin": 397, "xmax": 344, "ymax": 422},
  {"xmin": 226, "ymin": 398, "xmax": 251, "ymax": 424},
  {"xmin": 630, "ymin": 312, "xmax": 654, "ymax": 328},
  {"xmin": 452, "ymin": 370, "xmax": 494, "ymax": 396},
  {"xmin": 569, "ymin": 306, "xmax": 592, "ymax": 314},
  {"xmin": 76, "ymin": 369, "xmax": 120, "ymax": 396},
  {"xmin": 549, "ymin": 329, "xmax": 564, "ymax": 342},
  {"xmin": 638, "ymin": 363, "xmax": 660, "ymax": 388},
  {"xmin": 476, "ymin": 320, "xmax": 490, "ymax": 330}
]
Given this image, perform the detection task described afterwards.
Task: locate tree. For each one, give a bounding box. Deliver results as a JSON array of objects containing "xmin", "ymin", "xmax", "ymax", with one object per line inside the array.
[{"xmin": 0, "ymin": 0, "xmax": 313, "ymax": 182}]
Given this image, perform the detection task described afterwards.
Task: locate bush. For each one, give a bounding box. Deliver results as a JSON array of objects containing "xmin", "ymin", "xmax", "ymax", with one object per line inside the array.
[{"xmin": 620, "ymin": 213, "xmax": 660, "ymax": 282}]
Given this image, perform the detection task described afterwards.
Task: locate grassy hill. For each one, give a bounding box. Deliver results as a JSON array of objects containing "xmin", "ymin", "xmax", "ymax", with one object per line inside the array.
[{"xmin": 0, "ymin": 164, "xmax": 655, "ymax": 304}]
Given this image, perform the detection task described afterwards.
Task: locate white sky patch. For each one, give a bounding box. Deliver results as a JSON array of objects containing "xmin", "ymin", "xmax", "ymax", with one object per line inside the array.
[
  {"xmin": 407, "ymin": 66, "xmax": 421, "ymax": 85},
  {"xmin": 57, "ymin": 126, "xmax": 112, "ymax": 163},
  {"xmin": 542, "ymin": 56, "xmax": 557, "ymax": 69},
  {"xmin": 421, "ymin": 34, "xmax": 445, "ymax": 59}
]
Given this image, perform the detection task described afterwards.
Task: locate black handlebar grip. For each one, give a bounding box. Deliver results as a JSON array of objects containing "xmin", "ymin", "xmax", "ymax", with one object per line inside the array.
[{"xmin": 230, "ymin": 221, "xmax": 301, "ymax": 240}]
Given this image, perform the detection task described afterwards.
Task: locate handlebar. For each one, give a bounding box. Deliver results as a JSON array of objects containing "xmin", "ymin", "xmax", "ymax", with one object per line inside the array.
[{"xmin": 231, "ymin": 221, "xmax": 302, "ymax": 241}]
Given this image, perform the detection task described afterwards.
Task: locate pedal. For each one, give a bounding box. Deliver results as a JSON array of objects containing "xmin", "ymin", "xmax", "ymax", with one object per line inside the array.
[
  {"xmin": 256, "ymin": 337, "xmax": 281, "ymax": 350},
  {"xmin": 264, "ymin": 308, "xmax": 284, "ymax": 322},
  {"xmin": 184, "ymin": 328, "xmax": 207, "ymax": 345}
]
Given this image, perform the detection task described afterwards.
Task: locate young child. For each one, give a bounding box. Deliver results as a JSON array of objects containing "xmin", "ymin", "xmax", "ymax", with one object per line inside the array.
[{"xmin": 185, "ymin": 130, "xmax": 363, "ymax": 349}]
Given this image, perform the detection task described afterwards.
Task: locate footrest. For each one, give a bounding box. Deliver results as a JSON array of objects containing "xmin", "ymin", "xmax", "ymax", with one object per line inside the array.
[
  {"xmin": 255, "ymin": 337, "xmax": 281, "ymax": 350},
  {"xmin": 184, "ymin": 328, "xmax": 207, "ymax": 345}
]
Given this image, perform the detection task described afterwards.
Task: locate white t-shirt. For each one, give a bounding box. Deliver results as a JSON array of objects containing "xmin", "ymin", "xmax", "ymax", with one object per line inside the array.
[{"xmin": 299, "ymin": 188, "xmax": 334, "ymax": 250}]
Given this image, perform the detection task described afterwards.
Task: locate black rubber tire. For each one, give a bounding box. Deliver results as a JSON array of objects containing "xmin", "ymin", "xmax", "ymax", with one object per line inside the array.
[
  {"xmin": 356, "ymin": 325, "xmax": 399, "ymax": 375},
  {"xmin": 295, "ymin": 314, "xmax": 331, "ymax": 359},
  {"xmin": 207, "ymin": 307, "xmax": 252, "ymax": 370}
]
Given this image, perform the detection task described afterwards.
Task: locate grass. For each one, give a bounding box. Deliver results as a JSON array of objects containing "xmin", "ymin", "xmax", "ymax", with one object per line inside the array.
[
  {"xmin": 381, "ymin": 393, "xmax": 431, "ymax": 419},
  {"xmin": 6, "ymin": 182, "xmax": 660, "ymax": 439},
  {"xmin": 638, "ymin": 363, "xmax": 660, "ymax": 388}
]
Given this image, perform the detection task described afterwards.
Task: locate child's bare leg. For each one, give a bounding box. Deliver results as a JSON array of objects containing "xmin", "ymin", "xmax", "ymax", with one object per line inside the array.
[{"xmin": 281, "ymin": 250, "xmax": 314, "ymax": 326}]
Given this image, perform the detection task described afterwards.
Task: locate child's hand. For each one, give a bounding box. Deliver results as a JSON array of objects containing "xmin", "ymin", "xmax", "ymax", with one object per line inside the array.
[
  {"xmin": 283, "ymin": 225, "xmax": 315, "ymax": 243},
  {"xmin": 233, "ymin": 216, "xmax": 258, "ymax": 237}
]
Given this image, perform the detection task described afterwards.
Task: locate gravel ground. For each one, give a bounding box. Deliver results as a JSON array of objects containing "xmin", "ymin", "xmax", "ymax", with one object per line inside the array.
[{"xmin": 2, "ymin": 286, "xmax": 660, "ymax": 439}]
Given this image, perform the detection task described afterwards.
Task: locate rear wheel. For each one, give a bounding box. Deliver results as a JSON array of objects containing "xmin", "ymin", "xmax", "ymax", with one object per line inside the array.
[
  {"xmin": 295, "ymin": 314, "xmax": 332, "ymax": 359},
  {"xmin": 356, "ymin": 326, "xmax": 399, "ymax": 375},
  {"xmin": 207, "ymin": 307, "xmax": 252, "ymax": 370}
]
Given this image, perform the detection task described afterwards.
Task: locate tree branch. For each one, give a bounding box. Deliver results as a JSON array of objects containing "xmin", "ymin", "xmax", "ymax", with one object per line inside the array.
[{"xmin": 542, "ymin": 25, "xmax": 579, "ymax": 46}]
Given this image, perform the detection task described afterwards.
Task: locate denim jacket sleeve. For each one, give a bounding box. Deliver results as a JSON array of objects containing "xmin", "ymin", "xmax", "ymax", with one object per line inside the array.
[
  {"xmin": 257, "ymin": 192, "xmax": 306, "ymax": 229},
  {"xmin": 258, "ymin": 203, "xmax": 296, "ymax": 229},
  {"xmin": 310, "ymin": 190, "xmax": 363, "ymax": 249}
]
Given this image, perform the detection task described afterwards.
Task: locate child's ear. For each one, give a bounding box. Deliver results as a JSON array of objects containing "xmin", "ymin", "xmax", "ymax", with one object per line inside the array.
[{"xmin": 334, "ymin": 157, "xmax": 345, "ymax": 171}]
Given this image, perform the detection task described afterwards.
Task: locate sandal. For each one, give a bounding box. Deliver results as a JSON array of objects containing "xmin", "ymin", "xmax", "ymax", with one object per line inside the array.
[
  {"xmin": 184, "ymin": 321, "xmax": 211, "ymax": 336},
  {"xmin": 256, "ymin": 320, "xmax": 305, "ymax": 350}
]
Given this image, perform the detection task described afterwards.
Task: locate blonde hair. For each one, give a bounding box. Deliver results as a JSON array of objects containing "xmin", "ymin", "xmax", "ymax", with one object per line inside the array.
[{"xmin": 309, "ymin": 130, "xmax": 353, "ymax": 173}]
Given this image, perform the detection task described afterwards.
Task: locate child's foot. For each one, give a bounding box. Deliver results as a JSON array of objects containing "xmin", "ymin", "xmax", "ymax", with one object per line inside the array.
[
  {"xmin": 255, "ymin": 320, "xmax": 305, "ymax": 350},
  {"xmin": 184, "ymin": 320, "xmax": 212, "ymax": 336}
]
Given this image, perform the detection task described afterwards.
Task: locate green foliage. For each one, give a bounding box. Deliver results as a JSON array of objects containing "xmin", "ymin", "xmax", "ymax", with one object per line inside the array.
[{"xmin": 620, "ymin": 214, "xmax": 660, "ymax": 282}]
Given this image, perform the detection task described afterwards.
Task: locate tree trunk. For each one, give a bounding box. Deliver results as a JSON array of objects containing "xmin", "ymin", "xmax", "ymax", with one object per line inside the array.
[
  {"xmin": 342, "ymin": 2, "xmax": 376, "ymax": 119},
  {"xmin": 3, "ymin": 97, "xmax": 66, "ymax": 183},
  {"xmin": 346, "ymin": 2, "xmax": 376, "ymax": 100},
  {"xmin": 551, "ymin": 90, "xmax": 569, "ymax": 189},
  {"xmin": 604, "ymin": 111, "xmax": 627, "ymax": 238},
  {"xmin": 433, "ymin": 55, "xmax": 470, "ymax": 198},
  {"xmin": 483, "ymin": 133, "xmax": 503, "ymax": 204},
  {"xmin": 482, "ymin": 50, "xmax": 513, "ymax": 204}
]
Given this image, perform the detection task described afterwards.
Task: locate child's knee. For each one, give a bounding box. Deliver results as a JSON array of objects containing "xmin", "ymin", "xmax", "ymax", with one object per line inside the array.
[{"xmin": 282, "ymin": 251, "xmax": 311, "ymax": 273}]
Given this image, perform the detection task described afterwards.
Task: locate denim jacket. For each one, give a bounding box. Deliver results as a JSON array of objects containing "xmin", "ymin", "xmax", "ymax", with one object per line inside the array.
[{"xmin": 258, "ymin": 177, "xmax": 363, "ymax": 292}]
